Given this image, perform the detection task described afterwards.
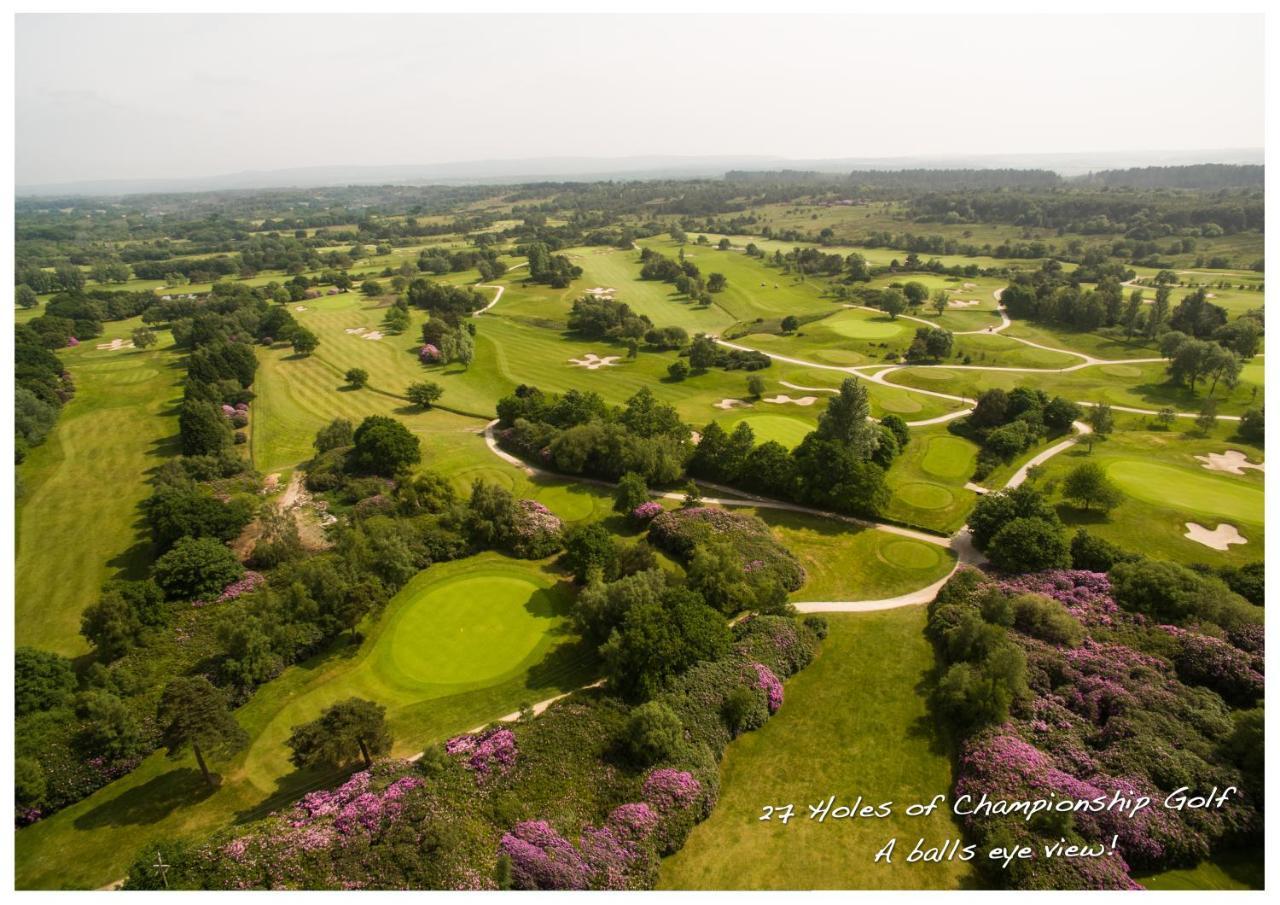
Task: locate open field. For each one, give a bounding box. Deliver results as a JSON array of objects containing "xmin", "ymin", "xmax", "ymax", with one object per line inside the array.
[
  {"xmin": 659, "ymin": 607, "xmax": 974, "ymax": 890},
  {"xmin": 14, "ymin": 553, "xmax": 597, "ymax": 890},
  {"xmin": 15, "ymin": 317, "xmax": 181, "ymax": 656}
]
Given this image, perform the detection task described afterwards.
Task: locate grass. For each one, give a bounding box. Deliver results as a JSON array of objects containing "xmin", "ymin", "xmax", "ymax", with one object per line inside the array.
[
  {"xmin": 15, "ymin": 318, "xmax": 182, "ymax": 656},
  {"xmin": 15, "ymin": 554, "xmax": 598, "ymax": 890},
  {"xmin": 659, "ymin": 607, "xmax": 974, "ymax": 890},
  {"xmin": 1027, "ymin": 417, "xmax": 1264, "ymax": 567},
  {"xmin": 883, "ymin": 426, "xmax": 981, "ymax": 533},
  {"xmin": 1135, "ymin": 850, "xmax": 1264, "ymax": 890}
]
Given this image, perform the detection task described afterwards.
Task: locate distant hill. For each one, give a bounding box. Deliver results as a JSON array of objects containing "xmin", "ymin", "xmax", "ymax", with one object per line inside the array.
[
  {"xmin": 1073, "ymin": 163, "xmax": 1263, "ymax": 190},
  {"xmin": 15, "ymin": 149, "xmax": 1263, "ymax": 198}
]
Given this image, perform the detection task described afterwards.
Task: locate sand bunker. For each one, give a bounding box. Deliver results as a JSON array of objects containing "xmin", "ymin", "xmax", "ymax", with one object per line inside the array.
[
  {"xmin": 1184, "ymin": 522, "xmax": 1247, "ymax": 550},
  {"xmin": 344, "ymin": 326, "xmax": 367, "ymax": 335},
  {"xmin": 948, "ymin": 299, "xmax": 981, "ymax": 307},
  {"xmin": 583, "ymin": 287, "xmax": 617, "ymax": 297},
  {"xmin": 95, "ymin": 338, "xmax": 135, "ymax": 351},
  {"xmin": 568, "ymin": 353, "xmax": 620, "ymax": 370},
  {"xmin": 1194, "ymin": 449, "xmax": 1264, "ymax": 475},
  {"xmin": 295, "ymin": 305, "xmax": 307, "ymax": 312},
  {"xmin": 713, "ymin": 398, "xmax": 749, "ymax": 410},
  {"xmin": 762, "ymin": 394, "xmax": 818, "ymax": 406},
  {"xmin": 962, "ymin": 282, "xmax": 977, "ymax": 289},
  {"xmin": 362, "ymin": 331, "xmax": 384, "ymax": 341}
]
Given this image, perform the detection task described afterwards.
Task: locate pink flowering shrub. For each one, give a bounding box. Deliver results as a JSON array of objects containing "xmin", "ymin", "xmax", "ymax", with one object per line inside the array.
[
  {"xmin": 444, "ymin": 727, "xmax": 518, "ymax": 781},
  {"xmin": 419, "ymin": 343, "xmax": 441, "ymax": 363},
  {"xmin": 630, "ymin": 501, "xmax": 664, "ymax": 521},
  {"xmin": 648, "ymin": 507, "xmax": 805, "ymax": 593},
  {"xmin": 498, "ymin": 805, "xmax": 661, "ymax": 891},
  {"xmin": 1160, "ymin": 625, "xmax": 1263, "ymax": 705},
  {"xmin": 998, "ymin": 570, "xmax": 1124, "ymax": 627},
  {"xmin": 509, "ymin": 499, "xmax": 562, "ymax": 559},
  {"xmin": 750, "ymin": 662, "xmax": 783, "ymax": 713},
  {"xmin": 66, "ymin": 336, "xmax": 79, "ymax": 347},
  {"xmin": 192, "ymin": 571, "xmax": 265, "ymax": 608}
]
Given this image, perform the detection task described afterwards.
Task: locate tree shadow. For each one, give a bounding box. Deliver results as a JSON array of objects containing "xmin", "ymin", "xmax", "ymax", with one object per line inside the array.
[
  {"xmin": 73, "ymin": 767, "xmax": 216, "ymax": 830},
  {"xmin": 233, "ymin": 764, "xmax": 353, "ymax": 826}
]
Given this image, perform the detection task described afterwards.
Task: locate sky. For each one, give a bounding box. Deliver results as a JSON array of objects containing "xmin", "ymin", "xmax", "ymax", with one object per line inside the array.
[{"xmin": 15, "ymin": 13, "xmax": 1265, "ymax": 187}]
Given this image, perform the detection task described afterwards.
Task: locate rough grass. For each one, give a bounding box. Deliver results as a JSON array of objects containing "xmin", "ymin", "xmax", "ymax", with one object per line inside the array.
[
  {"xmin": 15, "ymin": 318, "xmax": 181, "ymax": 656},
  {"xmin": 658, "ymin": 607, "xmax": 974, "ymax": 890}
]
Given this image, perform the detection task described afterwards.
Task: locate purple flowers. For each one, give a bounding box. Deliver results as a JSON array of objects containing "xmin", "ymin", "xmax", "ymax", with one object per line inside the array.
[
  {"xmin": 631, "ymin": 501, "xmax": 664, "ymax": 521},
  {"xmin": 419, "ymin": 343, "xmax": 441, "ymax": 363},
  {"xmin": 66, "ymin": 336, "xmax": 79, "ymax": 347},
  {"xmin": 498, "ymin": 806, "xmax": 658, "ymax": 891},
  {"xmin": 997, "ymin": 571, "xmax": 1121, "ymax": 627},
  {"xmin": 192, "ymin": 571, "xmax": 265, "ymax": 607},
  {"xmin": 1160, "ymin": 625, "xmax": 1264, "ymax": 704},
  {"xmin": 499, "ymin": 820, "xmax": 592, "ymax": 890},
  {"xmin": 444, "ymin": 727, "xmax": 518, "ymax": 781},
  {"xmin": 642, "ymin": 769, "xmax": 701, "ymax": 812},
  {"xmin": 750, "ymin": 662, "xmax": 783, "ymax": 713}
]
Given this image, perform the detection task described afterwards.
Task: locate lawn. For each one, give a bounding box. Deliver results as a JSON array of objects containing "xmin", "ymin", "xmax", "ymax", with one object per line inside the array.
[
  {"xmin": 659, "ymin": 607, "xmax": 974, "ymax": 890},
  {"xmin": 15, "ymin": 318, "xmax": 182, "ymax": 656},
  {"xmin": 1027, "ymin": 418, "xmax": 1263, "ymax": 567},
  {"xmin": 884, "ymin": 427, "xmax": 981, "ymax": 533},
  {"xmin": 1135, "ymin": 851, "xmax": 1264, "ymax": 890},
  {"xmin": 14, "ymin": 554, "xmax": 598, "ymax": 890}
]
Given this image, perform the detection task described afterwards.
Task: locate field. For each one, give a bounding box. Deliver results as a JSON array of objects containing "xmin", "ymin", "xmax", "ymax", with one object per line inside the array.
[
  {"xmin": 659, "ymin": 607, "xmax": 975, "ymax": 890},
  {"xmin": 15, "ymin": 317, "xmax": 182, "ymax": 655},
  {"xmin": 14, "ymin": 553, "xmax": 598, "ymax": 890}
]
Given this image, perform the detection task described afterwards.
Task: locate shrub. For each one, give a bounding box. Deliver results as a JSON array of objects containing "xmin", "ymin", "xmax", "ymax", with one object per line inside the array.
[
  {"xmin": 152, "ymin": 536, "xmax": 245, "ymax": 601},
  {"xmin": 623, "ymin": 701, "xmax": 683, "ymax": 766}
]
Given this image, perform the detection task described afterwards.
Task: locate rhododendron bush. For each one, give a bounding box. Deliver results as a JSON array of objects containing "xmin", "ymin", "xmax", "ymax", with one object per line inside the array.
[
  {"xmin": 125, "ymin": 614, "xmax": 823, "ymax": 890},
  {"xmin": 932, "ymin": 568, "xmax": 1262, "ymax": 890}
]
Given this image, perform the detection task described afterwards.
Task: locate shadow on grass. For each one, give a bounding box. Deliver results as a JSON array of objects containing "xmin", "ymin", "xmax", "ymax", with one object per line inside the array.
[
  {"xmin": 232, "ymin": 764, "xmax": 353, "ymax": 826},
  {"xmin": 73, "ymin": 767, "xmax": 216, "ymax": 830}
]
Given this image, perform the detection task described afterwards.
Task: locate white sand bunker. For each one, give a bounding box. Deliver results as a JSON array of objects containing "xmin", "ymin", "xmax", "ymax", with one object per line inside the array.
[
  {"xmin": 583, "ymin": 287, "xmax": 617, "ymax": 297},
  {"xmin": 713, "ymin": 398, "xmax": 750, "ymax": 410},
  {"xmin": 763, "ymin": 394, "xmax": 819, "ymax": 406},
  {"xmin": 344, "ymin": 326, "xmax": 367, "ymax": 335},
  {"xmin": 1184, "ymin": 522, "xmax": 1247, "ymax": 550},
  {"xmin": 962, "ymin": 282, "xmax": 977, "ymax": 289},
  {"xmin": 295, "ymin": 305, "xmax": 307, "ymax": 312},
  {"xmin": 568, "ymin": 353, "xmax": 620, "ymax": 370},
  {"xmin": 95, "ymin": 338, "xmax": 135, "ymax": 351},
  {"xmin": 690, "ymin": 430, "xmax": 702, "ymax": 445},
  {"xmin": 1194, "ymin": 449, "xmax": 1264, "ymax": 475},
  {"xmin": 948, "ymin": 299, "xmax": 981, "ymax": 307},
  {"xmin": 362, "ymin": 331, "xmax": 384, "ymax": 341}
]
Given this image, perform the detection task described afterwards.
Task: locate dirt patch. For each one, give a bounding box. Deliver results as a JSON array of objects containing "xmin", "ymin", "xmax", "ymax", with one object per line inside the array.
[
  {"xmin": 568, "ymin": 353, "xmax": 620, "ymax": 369},
  {"xmin": 762, "ymin": 394, "xmax": 818, "ymax": 406},
  {"xmin": 95, "ymin": 338, "xmax": 135, "ymax": 351},
  {"xmin": 1184, "ymin": 522, "xmax": 1246, "ymax": 550},
  {"xmin": 262, "ymin": 473, "xmax": 281, "ymax": 494},
  {"xmin": 713, "ymin": 398, "xmax": 749, "ymax": 410},
  {"xmin": 1194, "ymin": 449, "xmax": 1264, "ymax": 475}
]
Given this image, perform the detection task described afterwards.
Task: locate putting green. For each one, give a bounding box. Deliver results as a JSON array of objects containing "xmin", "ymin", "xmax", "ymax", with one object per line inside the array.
[
  {"xmin": 729, "ymin": 413, "xmax": 814, "ymax": 448},
  {"xmin": 1101, "ymin": 364, "xmax": 1142, "ymax": 378},
  {"xmin": 879, "ymin": 539, "xmax": 944, "ymax": 570},
  {"xmin": 878, "ymin": 395, "xmax": 923, "ymax": 414},
  {"xmin": 921, "ymin": 436, "xmax": 977, "ymax": 480},
  {"xmin": 535, "ymin": 484, "xmax": 602, "ymax": 522},
  {"xmin": 383, "ymin": 573, "xmax": 559, "ymax": 686},
  {"xmin": 813, "ymin": 349, "xmax": 867, "ymax": 366},
  {"xmin": 1107, "ymin": 460, "xmax": 1263, "ymax": 525},
  {"xmin": 893, "ymin": 481, "xmax": 956, "ymax": 511},
  {"xmin": 827, "ymin": 311, "xmax": 907, "ymax": 340},
  {"xmin": 901, "ymin": 367, "xmax": 957, "ymax": 382}
]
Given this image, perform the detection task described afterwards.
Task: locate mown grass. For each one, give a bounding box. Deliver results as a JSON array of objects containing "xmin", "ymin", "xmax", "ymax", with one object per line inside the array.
[
  {"xmin": 659, "ymin": 607, "xmax": 975, "ymax": 890},
  {"xmin": 15, "ymin": 317, "xmax": 182, "ymax": 656}
]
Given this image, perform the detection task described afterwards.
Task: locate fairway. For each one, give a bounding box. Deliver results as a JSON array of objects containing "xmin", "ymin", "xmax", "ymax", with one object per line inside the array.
[
  {"xmin": 15, "ymin": 319, "xmax": 181, "ymax": 655},
  {"xmin": 659, "ymin": 608, "xmax": 973, "ymax": 890},
  {"xmin": 724, "ymin": 412, "xmax": 814, "ymax": 448},
  {"xmin": 1107, "ymin": 460, "xmax": 1263, "ymax": 525},
  {"xmin": 382, "ymin": 573, "xmax": 560, "ymax": 685}
]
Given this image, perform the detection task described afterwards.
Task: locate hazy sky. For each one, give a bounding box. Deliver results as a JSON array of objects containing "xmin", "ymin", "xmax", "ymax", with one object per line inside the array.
[{"xmin": 16, "ymin": 13, "xmax": 1264, "ymax": 186}]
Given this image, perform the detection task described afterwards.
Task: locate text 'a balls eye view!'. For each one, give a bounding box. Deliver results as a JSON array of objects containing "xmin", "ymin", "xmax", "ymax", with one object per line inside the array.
[{"xmin": 9, "ymin": 9, "xmax": 1267, "ymax": 899}]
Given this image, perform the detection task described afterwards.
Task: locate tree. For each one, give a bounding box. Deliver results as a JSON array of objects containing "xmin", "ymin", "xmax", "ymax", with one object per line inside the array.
[
  {"xmin": 902, "ymin": 281, "xmax": 928, "ymax": 307},
  {"xmin": 780, "ymin": 315, "xmax": 799, "ymax": 333},
  {"xmin": 1122, "ymin": 290, "xmax": 1144, "ymax": 339},
  {"xmin": 344, "ymin": 367, "xmax": 369, "ymax": 389},
  {"xmin": 667, "ymin": 360, "xmax": 689, "ymax": 381},
  {"xmin": 314, "ymin": 418, "xmax": 354, "ymax": 452},
  {"xmin": 968, "ymin": 484, "xmax": 1060, "ymax": 549},
  {"xmin": 561, "ymin": 523, "xmax": 620, "ymax": 583},
  {"xmin": 76, "ymin": 689, "xmax": 146, "ymax": 761},
  {"xmin": 707, "ymin": 273, "xmax": 727, "ymax": 293},
  {"xmin": 987, "ymin": 516, "xmax": 1071, "ymax": 573},
  {"xmin": 360, "ymin": 279, "xmax": 383, "ymax": 297},
  {"xmin": 814, "ymin": 378, "xmax": 879, "ymax": 455},
  {"xmin": 1195, "ymin": 397, "xmax": 1218, "ymax": 436},
  {"xmin": 153, "ymin": 536, "xmax": 245, "ymax": 601},
  {"xmin": 287, "ymin": 697, "xmax": 391, "ymax": 770},
  {"xmin": 1085, "ymin": 401, "xmax": 1113, "ymax": 450},
  {"xmin": 131, "ymin": 326, "xmax": 158, "ymax": 349},
  {"xmin": 1061, "ymin": 462, "xmax": 1123, "ymax": 512},
  {"xmin": 613, "ymin": 472, "xmax": 649, "ymax": 514},
  {"xmin": 931, "ymin": 288, "xmax": 949, "ymax": 317},
  {"xmin": 880, "ymin": 288, "xmax": 907, "ymax": 319},
  {"xmin": 351, "ymin": 415, "xmax": 420, "ymax": 475},
  {"xmin": 624, "ymin": 701, "xmax": 683, "ymax": 766},
  {"xmin": 15, "ymin": 647, "xmax": 75, "ymax": 715},
  {"xmin": 1154, "ymin": 407, "xmax": 1177, "ymax": 430},
  {"xmin": 746, "ymin": 374, "xmax": 766, "ymax": 399},
  {"xmin": 406, "ymin": 381, "xmax": 444, "ymax": 409},
  {"xmin": 157, "ymin": 677, "xmax": 248, "ymax": 787},
  {"xmin": 179, "ymin": 398, "xmax": 231, "ymax": 457},
  {"xmin": 16, "ymin": 284, "xmax": 39, "ymax": 308},
  {"xmin": 1237, "ymin": 407, "xmax": 1264, "ymax": 444},
  {"xmin": 291, "ymin": 326, "xmax": 319, "ymax": 356}
]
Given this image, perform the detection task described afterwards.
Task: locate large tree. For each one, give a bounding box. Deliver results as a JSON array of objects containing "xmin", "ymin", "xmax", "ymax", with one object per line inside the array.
[
  {"xmin": 351, "ymin": 415, "xmax": 421, "ymax": 475},
  {"xmin": 286, "ymin": 697, "xmax": 391, "ymax": 770},
  {"xmin": 157, "ymin": 677, "xmax": 249, "ymax": 787}
]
